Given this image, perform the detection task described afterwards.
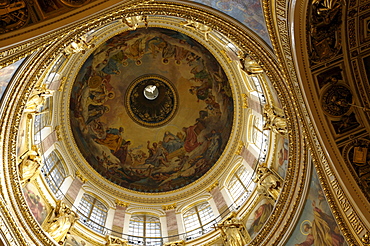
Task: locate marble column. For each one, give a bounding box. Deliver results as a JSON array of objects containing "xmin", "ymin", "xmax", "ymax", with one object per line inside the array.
[
  {"xmin": 208, "ymin": 182, "xmax": 229, "ymax": 215},
  {"xmin": 64, "ymin": 174, "xmax": 84, "ymax": 206},
  {"xmin": 111, "ymin": 201, "xmax": 128, "ymax": 237},
  {"xmin": 163, "ymin": 204, "xmax": 179, "ymax": 242}
]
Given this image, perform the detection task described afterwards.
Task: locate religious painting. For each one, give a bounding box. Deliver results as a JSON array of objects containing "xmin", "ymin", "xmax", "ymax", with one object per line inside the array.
[
  {"xmin": 188, "ymin": 0, "xmax": 271, "ymax": 46},
  {"xmin": 64, "ymin": 234, "xmax": 92, "ymax": 246},
  {"xmin": 272, "ymin": 135, "xmax": 289, "ymax": 179},
  {"xmin": 245, "ymin": 197, "xmax": 274, "ymax": 238},
  {"xmin": 0, "ymin": 58, "xmax": 24, "ymax": 101},
  {"xmin": 70, "ymin": 27, "xmax": 234, "ymax": 193},
  {"xmin": 22, "ymin": 183, "xmax": 49, "ymax": 225},
  {"xmin": 285, "ymin": 165, "xmax": 347, "ymax": 246}
]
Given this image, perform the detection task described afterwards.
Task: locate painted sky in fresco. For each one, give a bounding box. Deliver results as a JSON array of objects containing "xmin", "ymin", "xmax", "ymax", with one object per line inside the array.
[
  {"xmin": 0, "ymin": 58, "xmax": 25, "ymax": 101},
  {"xmin": 189, "ymin": 0, "xmax": 271, "ymax": 46}
]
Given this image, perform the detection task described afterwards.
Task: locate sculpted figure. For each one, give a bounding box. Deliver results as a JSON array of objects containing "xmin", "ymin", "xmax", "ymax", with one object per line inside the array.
[
  {"xmin": 19, "ymin": 145, "xmax": 42, "ymax": 185},
  {"xmin": 105, "ymin": 235, "xmax": 128, "ymax": 246},
  {"xmin": 239, "ymin": 53, "xmax": 264, "ymax": 74},
  {"xmin": 43, "ymin": 200, "xmax": 79, "ymax": 244},
  {"xmin": 180, "ymin": 20, "xmax": 212, "ymax": 41},
  {"xmin": 253, "ymin": 164, "xmax": 282, "ymax": 200},
  {"xmin": 122, "ymin": 15, "xmax": 148, "ymax": 30},
  {"xmin": 217, "ymin": 212, "xmax": 250, "ymax": 246},
  {"xmin": 24, "ymin": 85, "xmax": 53, "ymax": 114},
  {"xmin": 63, "ymin": 36, "xmax": 96, "ymax": 57},
  {"xmin": 263, "ymin": 104, "xmax": 287, "ymax": 135}
]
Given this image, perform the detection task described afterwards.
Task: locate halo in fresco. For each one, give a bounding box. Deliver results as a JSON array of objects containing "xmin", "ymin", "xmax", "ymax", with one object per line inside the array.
[{"xmin": 70, "ymin": 28, "xmax": 233, "ymax": 192}]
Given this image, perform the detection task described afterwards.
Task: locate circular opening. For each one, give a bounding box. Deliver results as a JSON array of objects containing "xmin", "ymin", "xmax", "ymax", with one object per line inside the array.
[{"xmin": 143, "ymin": 85, "xmax": 159, "ymax": 100}]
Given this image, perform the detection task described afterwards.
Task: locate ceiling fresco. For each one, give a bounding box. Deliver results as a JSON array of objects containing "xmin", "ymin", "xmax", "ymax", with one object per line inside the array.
[{"xmin": 70, "ymin": 27, "xmax": 234, "ymax": 193}]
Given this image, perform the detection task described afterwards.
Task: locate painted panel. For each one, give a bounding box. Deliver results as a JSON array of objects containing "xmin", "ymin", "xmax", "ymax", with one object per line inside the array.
[
  {"xmin": 0, "ymin": 58, "xmax": 24, "ymax": 101},
  {"xmin": 271, "ymin": 135, "xmax": 289, "ymax": 179},
  {"xmin": 285, "ymin": 165, "xmax": 347, "ymax": 246},
  {"xmin": 22, "ymin": 182, "xmax": 50, "ymax": 225},
  {"xmin": 245, "ymin": 197, "xmax": 274, "ymax": 238},
  {"xmin": 189, "ymin": 0, "xmax": 272, "ymax": 46}
]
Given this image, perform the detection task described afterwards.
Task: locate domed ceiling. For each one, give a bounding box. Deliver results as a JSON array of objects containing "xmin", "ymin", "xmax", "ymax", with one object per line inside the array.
[{"xmin": 70, "ymin": 27, "xmax": 234, "ymax": 193}]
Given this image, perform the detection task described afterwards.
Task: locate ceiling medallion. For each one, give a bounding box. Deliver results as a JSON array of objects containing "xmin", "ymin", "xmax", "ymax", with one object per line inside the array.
[
  {"xmin": 125, "ymin": 74, "xmax": 178, "ymax": 127},
  {"xmin": 321, "ymin": 84, "xmax": 352, "ymax": 117}
]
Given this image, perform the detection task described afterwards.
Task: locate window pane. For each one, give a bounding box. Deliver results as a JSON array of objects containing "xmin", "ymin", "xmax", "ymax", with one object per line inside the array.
[{"xmin": 77, "ymin": 194, "xmax": 107, "ymax": 234}]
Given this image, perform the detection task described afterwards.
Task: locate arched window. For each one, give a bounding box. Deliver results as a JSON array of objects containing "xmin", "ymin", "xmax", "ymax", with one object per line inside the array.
[
  {"xmin": 77, "ymin": 194, "xmax": 108, "ymax": 234},
  {"xmin": 228, "ymin": 166, "xmax": 255, "ymax": 208},
  {"xmin": 41, "ymin": 150, "xmax": 66, "ymax": 198},
  {"xmin": 34, "ymin": 97, "xmax": 51, "ymax": 134},
  {"xmin": 183, "ymin": 202, "xmax": 214, "ymax": 239},
  {"xmin": 128, "ymin": 215, "xmax": 161, "ymax": 245}
]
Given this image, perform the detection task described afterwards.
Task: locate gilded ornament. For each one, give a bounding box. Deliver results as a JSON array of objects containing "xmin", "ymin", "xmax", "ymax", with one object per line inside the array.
[
  {"xmin": 163, "ymin": 240, "xmax": 185, "ymax": 246},
  {"xmin": 180, "ymin": 19, "xmax": 212, "ymax": 41},
  {"xmin": 263, "ymin": 104, "xmax": 287, "ymax": 135},
  {"xmin": 206, "ymin": 181, "xmax": 219, "ymax": 192},
  {"xmin": 18, "ymin": 145, "xmax": 43, "ymax": 185},
  {"xmin": 24, "ymin": 85, "xmax": 53, "ymax": 114},
  {"xmin": 43, "ymin": 200, "xmax": 79, "ymax": 244},
  {"xmin": 238, "ymin": 53, "xmax": 264, "ymax": 75},
  {"xmin": 253, "ymin": 164, "xmax": 282, "ymax": 200},
  {"xmin": 216, "ymin": 212, "xmax": 251, "ymax": 246},
  {"xmin": 122, "ymin": 15, "xmax": 148, "ymax": 30},
  {"xmin": 309, "ymin": 0, "xmax": 343, "ymax": 62},
  {"xmin": 0, "ymin": 1, "xmax": 28, "ymax": 34},
  {"xmin": 115, "ymin": 199, "xmax": 129, "ymax": 207},
  {"xmin": 106, "ymin": 234, "xmax": 128, "ymax": 246},
  {"xmin": 162, "ymin": 203, "xmax": 176, "ymax": 210},
  {"xmin": 75, "ymin": 170, "xmax": 87, "ymax": 183}
]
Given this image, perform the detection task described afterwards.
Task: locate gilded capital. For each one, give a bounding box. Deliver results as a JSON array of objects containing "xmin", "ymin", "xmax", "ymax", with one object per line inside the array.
[
  {"xmin": 162, "ymin": 203, "xmax": 177, "ymax": 210},
  {"xmin": 115, "ymin": 199, "xmax": 129, "ymax": 207}
]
